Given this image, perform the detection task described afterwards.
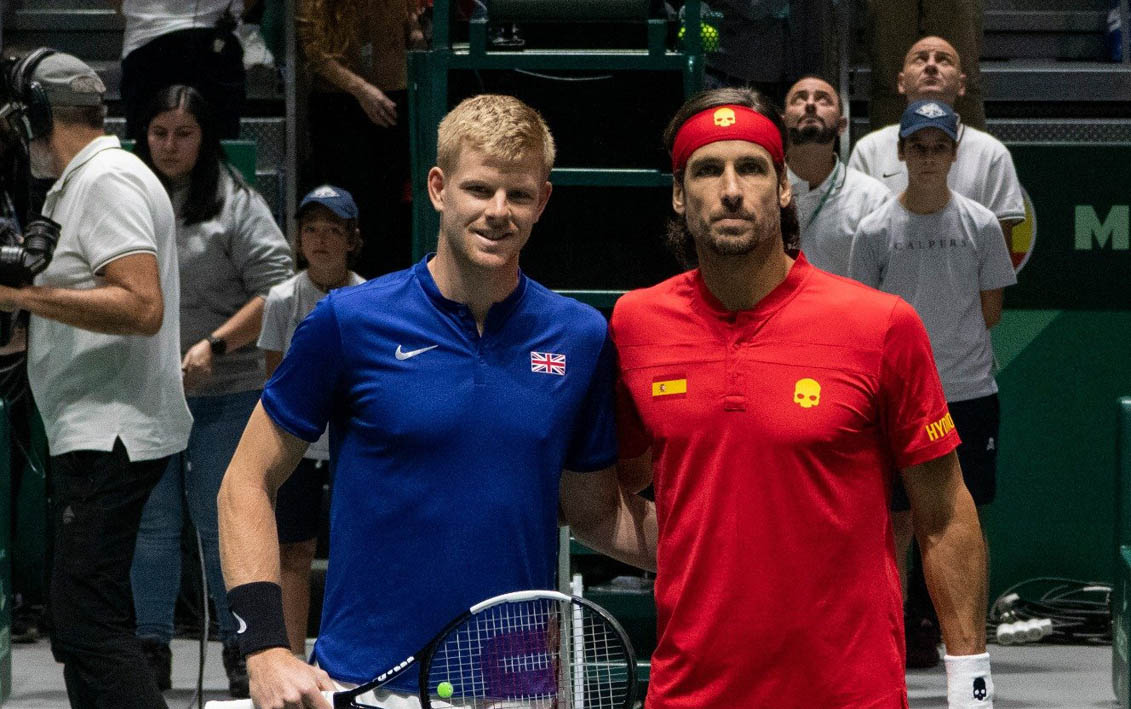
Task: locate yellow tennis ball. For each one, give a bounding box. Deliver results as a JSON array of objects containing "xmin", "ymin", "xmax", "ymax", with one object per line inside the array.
[
  {"xmin": 678, "ymin": 24, "xmax": 719, "ymax": 48},
  {"xmin": 437, "ymin": 681, "xmax": 454, "ymax": 699}
]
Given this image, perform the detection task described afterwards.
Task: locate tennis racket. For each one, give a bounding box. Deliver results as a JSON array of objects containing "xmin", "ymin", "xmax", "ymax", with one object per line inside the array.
[{"xmin": 205, "ymin": 589, "xmax": 638, "ymax": 709}]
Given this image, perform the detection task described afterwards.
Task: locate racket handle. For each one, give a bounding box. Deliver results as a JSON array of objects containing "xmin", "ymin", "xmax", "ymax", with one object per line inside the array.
[{"xmin": 204, "ymin": 691, "xmax": 336, "ymax": 708}]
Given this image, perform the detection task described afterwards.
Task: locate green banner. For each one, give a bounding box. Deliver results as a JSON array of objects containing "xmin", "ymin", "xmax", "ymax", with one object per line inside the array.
[{"xmin": 1007, "ymin": 144, "xmax": 1131, "ymax": 310}]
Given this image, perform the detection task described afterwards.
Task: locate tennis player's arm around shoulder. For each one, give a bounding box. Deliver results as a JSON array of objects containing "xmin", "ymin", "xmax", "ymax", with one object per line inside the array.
[
  {"xmin": 560, "ymin": 461, "xmax": 658, "ymax": 572},
  {"xmin": 900, "ymin": 450, "xmax": 988, "ymax": 656}
]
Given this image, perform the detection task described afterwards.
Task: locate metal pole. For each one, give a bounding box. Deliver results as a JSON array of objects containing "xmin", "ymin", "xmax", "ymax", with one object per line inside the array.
[{"xmin": 284, "ymin": 0, "xmax": 298, "ymax": 243}]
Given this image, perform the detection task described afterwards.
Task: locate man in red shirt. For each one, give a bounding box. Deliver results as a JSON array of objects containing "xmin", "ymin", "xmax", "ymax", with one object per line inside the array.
[{"xmin": 572, "ymin": 88, "xmax": 993, "ymax": 709}]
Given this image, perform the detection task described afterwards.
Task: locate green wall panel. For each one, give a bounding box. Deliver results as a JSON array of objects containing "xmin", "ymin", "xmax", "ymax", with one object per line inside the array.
[{"xmin": 986, "ymin": 310, "xmax": 1131, "ymax": 598}]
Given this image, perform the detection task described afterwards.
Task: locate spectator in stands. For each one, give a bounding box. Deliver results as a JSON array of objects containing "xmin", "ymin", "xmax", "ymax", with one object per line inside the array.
[
  {"xmin": 702, "ymin": 0, "xmax": 837, "ymax": 105},
  {"xmin": 0, "ymin": 49, "xmax": 192, "ymax": 707},
  {"xmin": 849, "ymin": 35, "xmax": 1025, "ymax": 254},
  {"xmin": 115, "ymin": 0, "xmax": 258, "ymax": 140},
  {"xmin": 130, "ymin": 84, "xmax": 293, "ymax": 699},
  {"xmin": 296, "ymin": 0, "xmax": 425, "ymax": 279},
  {"xmin": 849, "ymin": 100, "xmax": 1016, "ymax": 671},
  {"xmin": 865, "ymin": 0, "xmax": 986, "ymax": 130},
  {"xmin": 782, "ymin": 75, "xmax": 890, "ymax": 275},
  {"xmin": 258, "ymin": 185, "xmax": 365, "ymax": 657}
]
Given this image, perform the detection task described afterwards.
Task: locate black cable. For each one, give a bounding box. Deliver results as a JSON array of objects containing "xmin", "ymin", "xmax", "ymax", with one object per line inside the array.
[{"xmin": 988, "ymin": 577, "xmax": 1112, "ymax": 644}]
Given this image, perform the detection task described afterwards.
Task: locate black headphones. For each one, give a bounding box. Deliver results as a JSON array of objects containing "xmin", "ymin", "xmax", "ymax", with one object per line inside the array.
[{"xmin": 5, "ymin": 47, "xmax": 57, "ymax": 143}]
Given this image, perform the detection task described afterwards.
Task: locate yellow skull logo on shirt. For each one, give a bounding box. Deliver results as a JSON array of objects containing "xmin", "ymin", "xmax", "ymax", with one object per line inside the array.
[{"xmin": 794, "ymin": 378, "xmax": 821, "ymax": 408}]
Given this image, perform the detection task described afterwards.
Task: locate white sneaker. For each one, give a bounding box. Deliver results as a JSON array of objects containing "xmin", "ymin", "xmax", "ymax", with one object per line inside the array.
[{"xmin": 238, "ymin": 23, "xmax": 275, "ymax": 69}]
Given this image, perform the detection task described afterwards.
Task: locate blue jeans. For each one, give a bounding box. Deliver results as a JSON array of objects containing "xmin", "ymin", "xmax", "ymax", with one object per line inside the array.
[{"xmin": 131, "ymin": 389, "xmax": 261, "ymax": 644}]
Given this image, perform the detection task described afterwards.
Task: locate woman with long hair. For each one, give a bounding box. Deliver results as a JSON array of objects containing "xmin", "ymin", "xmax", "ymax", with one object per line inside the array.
[
  {"xmin": 296, "ymin": 0, "xmax": 423, "ymax": 277},
  {"xmin": 130, "ymin": 84, "xmax": 293, "ymax": 698}
]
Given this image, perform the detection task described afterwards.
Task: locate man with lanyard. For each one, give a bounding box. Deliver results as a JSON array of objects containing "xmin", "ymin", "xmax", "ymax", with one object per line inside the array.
[
  {"xmin": 581, "ymin": 87, "xmax": 994, "ymax": 708},
  {"xmin": 849, "ymin": 36, "xmax": 1025, "ymax": 252},
  {"xmin": 783, "ymin": 75, "xmax": 891, "ymax": 275},
  {"xmin": 217, "ymin": 94, "xmax": 651, "ymax": 709},
  {"xmin": 0, "ymin": 50, "xmax": 191, "ymax": 707}
]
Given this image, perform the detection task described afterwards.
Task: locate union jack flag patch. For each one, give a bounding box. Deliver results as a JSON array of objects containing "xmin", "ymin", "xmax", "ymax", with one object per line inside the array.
[{"xmin": 530, "ymin": 351, "xmax": 566, "ymax": 375}]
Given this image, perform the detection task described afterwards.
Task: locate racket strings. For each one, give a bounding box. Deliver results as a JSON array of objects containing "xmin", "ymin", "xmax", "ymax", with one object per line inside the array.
[{"xmin": 425, "ymin": 598, "xmax": 633, "ymax": 709}]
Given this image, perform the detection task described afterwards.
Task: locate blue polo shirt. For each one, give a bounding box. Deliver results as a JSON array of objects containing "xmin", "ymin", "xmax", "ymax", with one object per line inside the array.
[{"xmin": 261, "ymin": 256, "xmax": 617, "ymax": 686}]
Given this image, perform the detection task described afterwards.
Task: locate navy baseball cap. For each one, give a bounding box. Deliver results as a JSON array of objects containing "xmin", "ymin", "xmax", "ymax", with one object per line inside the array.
[
  {"xmin": 899, "ymin": 100, "xmax": 958, "ymax": 141},
  {"xmin": 297, "ymin": 185, "xmax": 358, "ymax": 220}
]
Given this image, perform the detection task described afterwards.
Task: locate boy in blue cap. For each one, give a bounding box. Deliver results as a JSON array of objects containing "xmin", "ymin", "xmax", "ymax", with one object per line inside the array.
[
  {"xmin": 257, "ymin": 184, "xmax": 366, "ymax": 657},
  {"xmin": 849, "ymin": 99, "xmax": 1014, "ymax": 701}
]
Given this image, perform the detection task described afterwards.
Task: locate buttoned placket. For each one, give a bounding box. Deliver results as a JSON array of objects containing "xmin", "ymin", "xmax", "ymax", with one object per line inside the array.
[{"xmin": 721, "ymin": 312, "xmax": 747, "ymax": 411}]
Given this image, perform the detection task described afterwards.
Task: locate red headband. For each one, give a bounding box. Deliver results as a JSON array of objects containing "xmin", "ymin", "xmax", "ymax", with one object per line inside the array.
[{"xmin": 671, "ymin": 104, "xmax": 784, "ymax": 172}]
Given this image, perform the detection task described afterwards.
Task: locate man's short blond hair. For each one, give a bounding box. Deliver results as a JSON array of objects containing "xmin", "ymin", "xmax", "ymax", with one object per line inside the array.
[{"xmin": 436, "ymin": 94, "xmax": 555, "ymax": 178}]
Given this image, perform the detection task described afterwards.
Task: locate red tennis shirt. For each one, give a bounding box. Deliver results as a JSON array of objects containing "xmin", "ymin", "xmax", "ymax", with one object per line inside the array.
[{"xmin": 611, "ymin": 254, "xmax": 960, "ymax": 709}]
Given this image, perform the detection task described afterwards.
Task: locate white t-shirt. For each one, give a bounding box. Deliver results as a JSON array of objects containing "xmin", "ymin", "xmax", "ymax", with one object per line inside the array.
[
  {"xmin": 121, "ymin": 0, "xmax": 245, "ymax": 58},
  {"xmin": 258, "ymin": 270, "xmax": 364, "ymax": 459},
  {"xmin": 848, "ymin": 123, "xmax": 1026, "ymax": 224},
  {"xmin": 29, "ymin": 135, "xmax": 193, "ymax": 459},
  {"xmin": 848, "ymin": 192, "xmax": 1018, "ymax": 402},
  {"xmin": 788, "ymin": 159, "xmax": 892, "ymax": 277}
]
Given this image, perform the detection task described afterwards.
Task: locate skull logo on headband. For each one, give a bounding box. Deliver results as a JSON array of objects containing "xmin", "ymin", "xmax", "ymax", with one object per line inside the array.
[{"xmin": 713, "ymin": 108, "xmax": 736, "ymax": 127}]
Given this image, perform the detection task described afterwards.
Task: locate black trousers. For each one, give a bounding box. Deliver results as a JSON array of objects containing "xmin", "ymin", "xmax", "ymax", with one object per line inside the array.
[
  {"xmin": 306, "ymin": 90, "xmax": 413, "ymax": 279},
  {"xmin": 121, "ymin": 27, "xmax": 246, "ymax": 141},
  {"xmin": 48, "ymin": 439, "xmax": 169, "ymax": 709}
]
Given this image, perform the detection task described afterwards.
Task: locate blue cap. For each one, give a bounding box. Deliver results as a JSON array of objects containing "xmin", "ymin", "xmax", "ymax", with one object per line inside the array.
[
  {"xmin": 899, "ymin": 100, "xmax": 958, "ymax": 141},
  {"xmin": 298, "ymin": 185, "xmax": 358, "ymax": 220}
]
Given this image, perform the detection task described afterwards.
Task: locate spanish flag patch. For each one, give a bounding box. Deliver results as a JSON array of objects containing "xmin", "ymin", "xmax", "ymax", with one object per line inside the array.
[{"xmin": 652, "ymin": 376, "xmax": 687, "ymax": 398}]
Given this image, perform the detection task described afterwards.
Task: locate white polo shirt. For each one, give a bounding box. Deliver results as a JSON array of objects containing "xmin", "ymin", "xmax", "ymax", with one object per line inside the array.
[
  {"xmin": 120, "ymin": 0, "xmax": 245, "ymax": 58},
  {"xmin": 848, "ymin": 123, "xmax": 1026, "ymax": 224},
  {"xmin": 788, "ymin": 158, "xmax": 892, "ymax": 276},
  {"xmin": 28, "ymin": 135, "xmax": 192, "ymax": 460}
]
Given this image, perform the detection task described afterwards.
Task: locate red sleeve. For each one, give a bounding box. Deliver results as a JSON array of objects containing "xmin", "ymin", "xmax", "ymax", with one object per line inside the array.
[{"xmin": 878, "ymin": 299, "xmax": 961, "ymax": 469}]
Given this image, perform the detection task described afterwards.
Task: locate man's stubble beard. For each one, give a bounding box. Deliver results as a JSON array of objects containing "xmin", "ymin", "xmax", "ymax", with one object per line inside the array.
[
  {"xmin": 787, "ymin": 123, "xmax": 837, "ymax": 147},
  {"xmin": 693, "ymin": 210, "xmax": 780, "ymax": 259}
]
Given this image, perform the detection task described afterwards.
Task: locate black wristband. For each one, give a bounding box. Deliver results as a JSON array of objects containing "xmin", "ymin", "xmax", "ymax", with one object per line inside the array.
[{"xmin": 227, "ymin": 581, "xmax": 290, "ymax": 656}]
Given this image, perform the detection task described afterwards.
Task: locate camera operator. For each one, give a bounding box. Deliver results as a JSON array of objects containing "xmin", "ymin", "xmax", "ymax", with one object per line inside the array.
[{"xmin": 0, "ymin": 49, "xmax": 191, "ymax": 708}]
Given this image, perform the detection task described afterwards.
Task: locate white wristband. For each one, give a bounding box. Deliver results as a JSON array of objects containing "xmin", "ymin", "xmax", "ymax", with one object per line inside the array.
[{"xmin": 944, "ymin": 652, "xmax": 994, "ymax": 707}]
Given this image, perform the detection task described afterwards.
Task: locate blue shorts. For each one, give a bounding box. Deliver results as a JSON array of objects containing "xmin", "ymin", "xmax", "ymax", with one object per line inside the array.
[
  {"xmin": 275, "ymin": 457, "xmax": 330, "ymax": 544},
  {"xmin": 892, "ymin": 393, "xmax": 999, "ymax": 511}
]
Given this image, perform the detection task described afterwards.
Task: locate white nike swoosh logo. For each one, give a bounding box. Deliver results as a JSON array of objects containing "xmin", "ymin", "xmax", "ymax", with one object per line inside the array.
[
  {"xmin": 395, "ymin": 344, "xmax": 438, "ymax": 360},
  {"xmin": 233, "ymin": 612, "xmax": 248, "ymax": 634}
]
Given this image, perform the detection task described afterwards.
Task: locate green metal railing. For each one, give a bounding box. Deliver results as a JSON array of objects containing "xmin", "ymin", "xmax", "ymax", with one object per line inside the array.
[{"xmin": 406, "ymin": 0, "xmax": 709, "ymax": 309}]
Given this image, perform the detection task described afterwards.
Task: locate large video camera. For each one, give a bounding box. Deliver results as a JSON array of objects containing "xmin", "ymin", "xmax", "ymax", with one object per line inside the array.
[
  {"xmin": 0, "ymin": 214, "xmax": 59, "ymax": 287},
  {"xmin": 0, "ymin": 48, "xmax": 63, "ymax": 346},
  {"xmin": 0, "ymin": 208, "xmax": 59, "ymax": 347}
]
